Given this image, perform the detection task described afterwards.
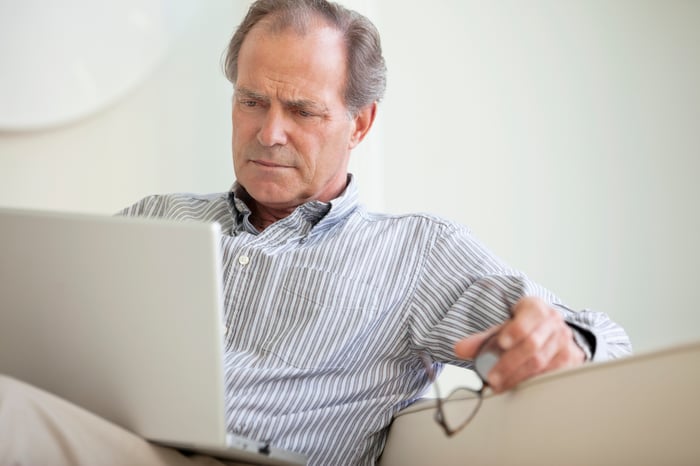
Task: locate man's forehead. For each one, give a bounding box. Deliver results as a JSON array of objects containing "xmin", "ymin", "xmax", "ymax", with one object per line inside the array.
[
  {"xmin": 246, "ymin": 14, "xmax": 344, "ymax": 50},
  {"xmin": 240, "ymin": 8, "xmax": 347, "ymax": 64},
  {"xmin": 235, "ymin": 16, "xmax": 347, "ymax": 104}
]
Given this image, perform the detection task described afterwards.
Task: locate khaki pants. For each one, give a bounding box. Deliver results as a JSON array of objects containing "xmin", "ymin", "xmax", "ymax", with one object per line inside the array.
[{"xmin": 0, "ymin": 375, "xmax": 252, "ymax": 466}]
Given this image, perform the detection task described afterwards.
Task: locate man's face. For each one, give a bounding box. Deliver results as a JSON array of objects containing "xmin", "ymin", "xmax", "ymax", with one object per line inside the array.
[{"xmin": 232, "ymin": 20, "xmax": 366, "ymax": 211}]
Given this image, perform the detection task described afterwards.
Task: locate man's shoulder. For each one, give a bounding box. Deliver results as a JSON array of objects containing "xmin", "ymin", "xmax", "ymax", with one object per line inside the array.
[
  {"xmin": 352, "ymin": 209, "xmax": 470, "ymax": 240},
  {"xmin": 118, "ymin": 192, "xmax": 230, "ymax": 220},
  {"xmin": 357, "ymin": 209, "xmax": 466, "ymax": 232}
]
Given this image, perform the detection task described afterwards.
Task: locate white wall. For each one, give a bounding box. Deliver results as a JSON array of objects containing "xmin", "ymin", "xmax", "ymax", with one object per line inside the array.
[
  {"xmin": 0, "ymin": 2, "xmax": 241, "ymax": 214},
  {"xmin": 1, "ymin": 1, "xmax": 698, "ymax": 358},
  {"xmin": 376, "ymin": 0, "xmax": 700, "ymax": 354}
]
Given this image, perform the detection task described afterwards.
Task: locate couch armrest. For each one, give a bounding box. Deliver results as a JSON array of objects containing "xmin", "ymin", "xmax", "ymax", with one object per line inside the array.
[{"xmin": 380, "ymin": 341, "xmax": 700, "ymax": 466}]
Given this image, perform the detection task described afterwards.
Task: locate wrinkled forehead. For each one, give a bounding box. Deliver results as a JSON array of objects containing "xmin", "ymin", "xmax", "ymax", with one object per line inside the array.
[
  {"xmin": 237, "ymin": 15, "xmax": 349, "ymax": 107},
  {"xmin": 241, "ymin": 11, "xmax": 348, "ymax": 79}
]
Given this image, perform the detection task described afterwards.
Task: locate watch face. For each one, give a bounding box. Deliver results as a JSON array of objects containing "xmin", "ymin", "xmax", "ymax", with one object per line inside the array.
[{"xmin": 474, "ymin": 332, "xmax": 503, "ymax": 383}]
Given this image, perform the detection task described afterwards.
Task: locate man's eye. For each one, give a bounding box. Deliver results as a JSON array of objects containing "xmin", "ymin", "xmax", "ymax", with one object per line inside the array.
[
  {"xmin": 242, "ymin": 100, "xmax": 258, "ymax": 108},
  {"xmin": 296, "ymin": 109, "xmax": 315, "ymax": 118}
]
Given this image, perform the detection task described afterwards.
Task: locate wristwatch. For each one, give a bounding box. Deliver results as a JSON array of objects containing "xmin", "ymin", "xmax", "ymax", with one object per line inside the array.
[{"xmin": 569, "ymin": 324, "xmax": 594, "ymax": 361}]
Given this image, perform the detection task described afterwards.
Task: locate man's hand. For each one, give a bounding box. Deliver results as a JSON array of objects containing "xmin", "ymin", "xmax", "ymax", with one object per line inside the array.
[{"xmin": 454, "ymin": 296, "xmax": 585, "ymax": 393}]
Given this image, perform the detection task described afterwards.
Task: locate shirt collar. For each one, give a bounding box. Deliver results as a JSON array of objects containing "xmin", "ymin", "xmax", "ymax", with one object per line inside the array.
[{"xmin": 227, "ymin": 174, "xmax": 360, "ymax": 236}]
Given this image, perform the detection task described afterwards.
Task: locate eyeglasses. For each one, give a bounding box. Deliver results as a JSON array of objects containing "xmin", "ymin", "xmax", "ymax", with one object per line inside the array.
[{"xmin": 420, "ymin": 353, "xmax": 485, "ymax": 437}]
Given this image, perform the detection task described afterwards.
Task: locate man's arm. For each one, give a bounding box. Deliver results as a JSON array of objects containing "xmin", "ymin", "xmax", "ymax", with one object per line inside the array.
[{"xmin": 405, "ymin": 218, "xmax": 632, "ymax": 391}]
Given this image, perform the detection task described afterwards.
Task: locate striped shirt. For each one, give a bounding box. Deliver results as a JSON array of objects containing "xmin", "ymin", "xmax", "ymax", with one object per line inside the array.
[{"xmin": 119, "ymin": 176, "xmax": 632, "ymax": 465}]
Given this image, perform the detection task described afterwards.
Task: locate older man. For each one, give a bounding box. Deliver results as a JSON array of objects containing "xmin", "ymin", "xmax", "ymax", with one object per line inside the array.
[{"xmin": 0, "ymin": 1, "xmax": 631, "ymax": 465}]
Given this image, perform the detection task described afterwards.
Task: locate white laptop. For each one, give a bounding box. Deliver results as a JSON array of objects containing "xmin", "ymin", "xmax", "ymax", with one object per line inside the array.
[{"xmin": 0, "ymin": 207, "xmax": 307, "ymax": 466}]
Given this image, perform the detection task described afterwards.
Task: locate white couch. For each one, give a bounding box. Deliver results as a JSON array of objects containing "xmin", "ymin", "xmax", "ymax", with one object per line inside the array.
[{"xmin": 380, "ymin": 341, "xmax": 700, "ymax": 466}]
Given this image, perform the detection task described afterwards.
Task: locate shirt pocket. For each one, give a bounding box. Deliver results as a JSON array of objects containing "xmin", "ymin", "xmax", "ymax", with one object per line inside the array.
[{"xmin": 261, "ymin": 266, "xmax": 379, "ymax": 370}]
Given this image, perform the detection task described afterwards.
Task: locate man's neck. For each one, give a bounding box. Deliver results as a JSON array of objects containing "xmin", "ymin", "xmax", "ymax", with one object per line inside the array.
[
  {"xmin": 249, "ymin": 203, "xmax": 296, "ymax": 231},
  {"xmin": 235, "ymin": 176, "xmax": 350, "ymax": 231}
]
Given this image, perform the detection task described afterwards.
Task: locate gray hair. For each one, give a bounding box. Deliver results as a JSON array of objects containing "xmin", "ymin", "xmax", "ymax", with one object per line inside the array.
[{"xmin": 223, "ymin": 0, "xmax": 387, "ymax": 115}]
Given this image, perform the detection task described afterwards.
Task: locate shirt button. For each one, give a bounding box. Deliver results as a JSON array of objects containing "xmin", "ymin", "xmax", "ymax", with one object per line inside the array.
[{"xmin": 238, "ymin": 255, "xmax": 250, "ymax": 265}]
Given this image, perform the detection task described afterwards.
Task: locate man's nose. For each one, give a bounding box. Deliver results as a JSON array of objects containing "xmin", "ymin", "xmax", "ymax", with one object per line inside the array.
[{"xmin": 257, "ymin": 107, "xmax": 288, "ymax": 147}]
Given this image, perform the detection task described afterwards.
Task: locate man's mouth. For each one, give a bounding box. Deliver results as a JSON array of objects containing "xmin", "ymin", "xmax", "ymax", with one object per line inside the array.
[{"xmin": 252, "ymin": 160, "xmax": 292, "ymax": 168}]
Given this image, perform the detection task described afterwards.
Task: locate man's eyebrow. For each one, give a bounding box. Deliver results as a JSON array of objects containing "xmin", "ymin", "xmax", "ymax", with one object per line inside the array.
[
  {"xmin": 235, "ymin": 86, "xmax": 269, "ymax": 103},
  {"xmin": 287, "ymin": 98, "xmax": 329, "ymax": 114},
  {"xmin": 235, "ymin": 86, "xmax": 328, "ymax": 114}
]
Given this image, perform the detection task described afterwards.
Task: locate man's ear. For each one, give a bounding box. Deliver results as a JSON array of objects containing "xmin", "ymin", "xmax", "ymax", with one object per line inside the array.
[{"xmin": 348, "ymin": 102, "xmax": 377, "ymax": 149}]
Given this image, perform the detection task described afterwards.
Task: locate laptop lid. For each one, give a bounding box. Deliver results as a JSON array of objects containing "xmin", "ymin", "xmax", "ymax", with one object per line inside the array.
[{"xmin": 0, "ymin": 207, "xmax": 306, "ymax": 465}]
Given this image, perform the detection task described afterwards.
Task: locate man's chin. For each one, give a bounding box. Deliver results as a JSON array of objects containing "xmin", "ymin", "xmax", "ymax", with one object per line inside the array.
[{"xmin": 244, "ymin": 185, "xmax": 302, "ymax": 210}]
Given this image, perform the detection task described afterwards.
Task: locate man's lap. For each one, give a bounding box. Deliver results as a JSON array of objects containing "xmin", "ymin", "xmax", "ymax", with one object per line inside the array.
[{"xmin": 0, "ymin": 375, "xmax": 250, "ymax": 466}]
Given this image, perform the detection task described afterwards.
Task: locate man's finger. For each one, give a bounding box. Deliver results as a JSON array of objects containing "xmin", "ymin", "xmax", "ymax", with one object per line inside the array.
[
  {"xmin": 496, "ymin": 328, "xmax": 561, "ymax": 391},
  {"xmin": 495, "ymin": 323, "xmax": 583, "ymax": 392},
  {"xmin": 494, "ymin": 311, "xmax": 560, "ymax": 371},
  {"xmin": 497, "ymin": 297, "xmax": 557, "ymax": 350},
  {"xmin": 454, "ymin": 326, "xmax": 502, "ymax": 360}
]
